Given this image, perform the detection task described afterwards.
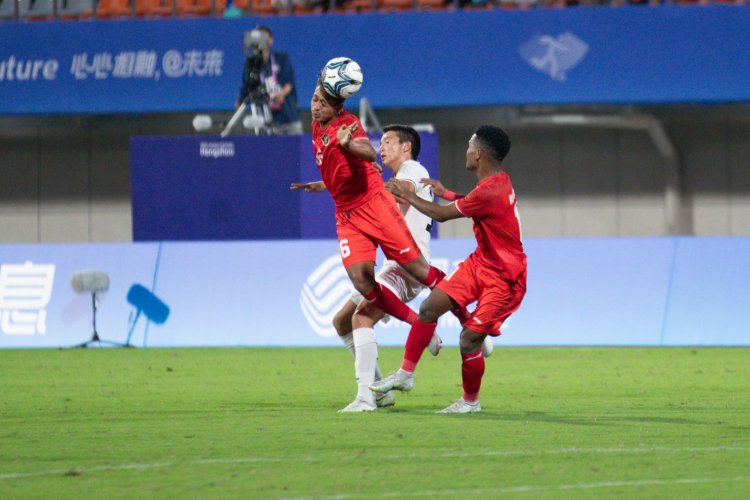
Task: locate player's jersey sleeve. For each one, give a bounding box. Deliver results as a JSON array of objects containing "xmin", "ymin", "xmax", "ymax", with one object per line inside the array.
[
  {"xmin": 395, "ymin": 161, "xmax": 420, "ymax": 190},
  {"xmin": 396, "ymin": 161, "xmax": 432, "ymax": 202},
  {"xmin": 455, "ymin": 183, "xmax": 495, "ymax": 218}
]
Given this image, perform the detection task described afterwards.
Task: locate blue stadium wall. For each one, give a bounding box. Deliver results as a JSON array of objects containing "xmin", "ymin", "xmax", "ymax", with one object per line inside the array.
[{"xmin": 1, "ymin": 5, "xmax": 750, "ymax": 114}]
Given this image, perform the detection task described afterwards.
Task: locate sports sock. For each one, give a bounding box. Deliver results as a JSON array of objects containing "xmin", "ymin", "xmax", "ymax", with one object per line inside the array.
[
  {"xmin": 363, "ymin": 284, "xmax": 417, "ymax": 325},
  {"xmin": 339, "ymin": 332, "xmax": 356, "ymax": 358},
  {"xmin": 461, "ymin": 349, "xmax": 485, "ymax": 403},
  {"xmin": 421, "ymin": 266, "xmax": 445, "ymax": 289},
  {"xmin": 353, "ymin": 327, "xmax": 378, "ymax": 405},
  {"xmin": 401, "ymin": 319, "xmax": 437, "ymax": 373}
]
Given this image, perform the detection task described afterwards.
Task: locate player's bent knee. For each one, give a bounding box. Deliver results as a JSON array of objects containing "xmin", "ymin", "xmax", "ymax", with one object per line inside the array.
[
  {"xmin": 459, "ymin": 330, "xmax": 484, "ymax": 354},
  {"xmin": 417, "ymin": 301, "xmax": 441, "ymax": 324},
  {"xmin": 347, "ymin": 269, "xmax": 376, "ymax": 295},
  {"xmin": 332, "ymin": 309, "xmax": 354, "ymax": 336}
]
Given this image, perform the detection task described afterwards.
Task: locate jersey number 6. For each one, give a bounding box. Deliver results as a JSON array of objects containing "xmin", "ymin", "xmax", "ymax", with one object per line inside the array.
[{"xmin": 339, "ymin": 239, "xmax": 351, "ymax": 259}]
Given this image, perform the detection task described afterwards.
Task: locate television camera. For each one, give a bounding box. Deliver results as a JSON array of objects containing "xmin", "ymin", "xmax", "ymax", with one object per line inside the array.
[{"xmin": 221, "ymin": 29, "xmax": 274, "ymax": 137}]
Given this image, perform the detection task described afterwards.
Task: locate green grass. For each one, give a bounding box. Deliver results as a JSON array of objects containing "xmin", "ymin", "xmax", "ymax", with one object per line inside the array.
[{"xmin": 1, "ymin": 347, "xmax": 748, "ymax": 499}]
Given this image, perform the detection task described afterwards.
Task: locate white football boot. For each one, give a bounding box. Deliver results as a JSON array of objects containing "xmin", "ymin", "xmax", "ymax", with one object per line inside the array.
[
  {"xmin": 375, "ymin": 391, "xmax": 396, "ymax": 408},
  {"xmin": 369, "ymin": 370, "xmax": 414, "ymax": 393},
  {"xmin": 427, "ymin": 333, "xmax": 442, "ymax": 356},
  {"xmin": 482, "ymin": 336, "xmax": 494, "ymax": 358},
  {"xmin": 437, "ymin": 399, "xmax": 482, "ymax": 414},
  {"xmin": 338, "ymin": 397, "xmax": 376, "ymax": 413}
]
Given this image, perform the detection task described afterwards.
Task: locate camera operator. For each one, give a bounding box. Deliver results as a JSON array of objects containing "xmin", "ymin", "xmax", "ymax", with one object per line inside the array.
[{"xmin": 236, "ymin": 26, "xmax": 303, "ymax": 135}]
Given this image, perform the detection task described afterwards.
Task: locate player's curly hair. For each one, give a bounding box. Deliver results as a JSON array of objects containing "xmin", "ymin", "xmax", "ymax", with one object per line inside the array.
[
  {"xmin": 474, "ymin": 125, "xmax": 511, "ymax": 163},
  {"xmin": 383, "ymin": 124, "xmax": 421, "ymax": 161}
]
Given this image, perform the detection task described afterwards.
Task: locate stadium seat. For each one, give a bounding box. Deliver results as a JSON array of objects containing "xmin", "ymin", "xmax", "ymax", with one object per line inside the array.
[
  {"xmin": 416, "ymin": 0, "xmax": 447, "ymax": 10},
  {"xmin": 96, "ymin": 0, "xmax": 133, "ymax": 17},
  {"xmin": 18, "ymin": 0, "xmax": 56, "ymax": 19},
  {"xmin": 335, "ymin": 0, "xmax": 380, "ymax": 12},
  {"xmin": 135, "ymin": 0, "xmax": 174, "ymax": 16},
  {"xmin": 213, "ymin": 0, "xmax": 228, "ymax": 14},
  {"xmin": 290, "ymin": 0, "xmax": 320, "ymax": 14},
  {"xmin": 379, "ymin": 0, "xmax": 412, "ymax": 11},
  {"xmin": 221, "ymin": 0, "xmax": 250, "ymax": 14},
  {"xmin": 462, "ymin": 0, "xmax": 496, "ymax": 9},
  {"xmin": 498, "ymin": 0, "xmax": 535, "ymax": 8},
  {"xmin": 0, "ymin": 0, "xmax": 18, "ymax": 20},
  {"xmin": 57, "ymin": 0, "xmax": 95, "ymax": 18},
  {"xmin": 248, "ymin": 0, "xmax": 281, "ymax": 14},
  {"xmin": 175, "ymin": 0, "xmax": 212, "ymax": 15}
]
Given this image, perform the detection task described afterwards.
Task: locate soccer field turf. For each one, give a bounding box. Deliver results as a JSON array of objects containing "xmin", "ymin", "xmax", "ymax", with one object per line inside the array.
[{"xmin": 1, "ymin": 347, "xmax": 748, "ymax": 499}]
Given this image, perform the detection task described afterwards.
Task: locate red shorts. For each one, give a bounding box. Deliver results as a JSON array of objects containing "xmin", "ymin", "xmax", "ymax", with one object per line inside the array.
[
  {"xmin": 437, "ymin": 253, "xmax": 527, "ymax": 336},
  {"xmin": 336, "ymin": 190, "xmax": 421, "ymax": 269}
]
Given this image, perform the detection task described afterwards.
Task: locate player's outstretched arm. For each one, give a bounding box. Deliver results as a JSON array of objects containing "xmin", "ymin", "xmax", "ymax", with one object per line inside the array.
[
  {"xmin": 420, "ymin": 178, "xmax": 463, "ymax": 201},
  {"xmin": 386, "ymin": 178, "xmax": 462, "ymax": 222},
  {"xmin": 290, "ymin": 181, "xmax": 326, "ymax": 192}
]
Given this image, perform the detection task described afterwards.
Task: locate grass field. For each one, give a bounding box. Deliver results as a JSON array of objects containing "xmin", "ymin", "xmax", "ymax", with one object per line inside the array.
[{"xmin": 1, "ymin": 346, "xmax": 748, "ymax": 499}]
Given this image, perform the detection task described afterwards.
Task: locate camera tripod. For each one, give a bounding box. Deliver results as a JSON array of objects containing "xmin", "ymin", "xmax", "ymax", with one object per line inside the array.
[{"xmin": 221, "ymin": 95, "xmax": 273, "ymax": 137}]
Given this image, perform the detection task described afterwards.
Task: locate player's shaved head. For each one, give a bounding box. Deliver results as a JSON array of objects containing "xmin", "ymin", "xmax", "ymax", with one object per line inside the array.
[{"xmin": 474, "ymin": 125, "xmax": 511, "ymax": 164}]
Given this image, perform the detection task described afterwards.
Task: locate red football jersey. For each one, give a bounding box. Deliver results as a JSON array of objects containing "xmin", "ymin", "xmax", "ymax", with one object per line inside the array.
[
  {"xmin": 455, "ymin": 171, "xmax": 527, "ymax": 282},
  {"xmin": 311, "ymin": 111, "xmax": 384, "ymax": 212}
]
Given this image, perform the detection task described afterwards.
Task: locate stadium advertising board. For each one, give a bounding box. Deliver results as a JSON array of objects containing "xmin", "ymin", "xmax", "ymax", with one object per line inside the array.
[
  {"xmin": 1, "ymin": 6, "xmax": 750, "ymax": 114},
  {"xmin": 130, "ymin": 133, "xmax": 439, "ymax": 241},
  {"xmin": 1, "ymin": 237, "xmax": 748, "ymax": 349}
]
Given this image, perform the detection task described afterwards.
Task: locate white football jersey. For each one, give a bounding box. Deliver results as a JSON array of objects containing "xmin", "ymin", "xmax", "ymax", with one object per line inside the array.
[{"xmin": 395, "ymin": 159, "xmax": 433, "ymax": 262}]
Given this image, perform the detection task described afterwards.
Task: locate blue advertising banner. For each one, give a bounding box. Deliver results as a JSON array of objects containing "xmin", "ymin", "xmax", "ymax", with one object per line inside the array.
[
  {"xmin": 1, "ymin": 5, "xmax": 750, "ymax": 114},
  {"xmin": 130, "ymin": 133, "xmax": 439, "ymax": 241},
  {"xmin": 1, "ymin": 237, "xmax": 748, "ymax": 349}
]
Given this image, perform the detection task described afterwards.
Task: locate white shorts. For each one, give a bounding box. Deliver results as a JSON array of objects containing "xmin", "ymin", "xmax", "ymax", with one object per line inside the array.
[{"xmin": 350, "ymin": 260, "xmax": 424, "ymax": 307}]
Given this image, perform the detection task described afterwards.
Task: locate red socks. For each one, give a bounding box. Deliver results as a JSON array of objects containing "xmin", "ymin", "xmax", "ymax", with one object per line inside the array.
[
  {"xmin": 363, "ymin": 284, "xmax": 417, "ymax": 325},
  {"xmin": 422, "ymin": 266, "xmax": 445, "ymax": 289},
  {"xmin": 400, "ymin": 319, "xmax": 437, "ymax": 372},
  {"xmin": 461, "ymin": 350, "xmax": 485, "ymax": 402}
]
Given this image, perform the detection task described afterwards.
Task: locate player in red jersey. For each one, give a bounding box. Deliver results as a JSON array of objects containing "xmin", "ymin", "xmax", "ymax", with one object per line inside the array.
[
  {"xmin": 291, "ymin": 80, "xmax": 449, "ymax": 327},
  {"xmin": 371, "ymin": 125, "xmax": 527, "ymax": 414}
]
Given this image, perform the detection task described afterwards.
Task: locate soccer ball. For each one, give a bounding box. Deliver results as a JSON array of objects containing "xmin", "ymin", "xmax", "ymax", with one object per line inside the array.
[{"xmin": 320, "ymin": 57, "xmax": 363, "ymax": 99}]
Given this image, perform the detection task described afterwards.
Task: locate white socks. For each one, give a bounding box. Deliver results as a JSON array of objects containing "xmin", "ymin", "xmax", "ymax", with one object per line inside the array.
[
  {"xmin": 340, "ymin": 332, "xmax": 356, "ymax": 358},
  {"xmin": 353, "ymin": 327, "xmax": 378, "ymax": 405}
]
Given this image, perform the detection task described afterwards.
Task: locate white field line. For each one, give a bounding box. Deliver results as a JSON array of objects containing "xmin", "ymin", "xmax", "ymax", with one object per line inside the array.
[
  {"xmin": 305, "ymin": 476, "xmax": 750, "ymax": 499},
  {"xmin": 0, "ymin": 445, "xmax": 748, "ymax": 481}
]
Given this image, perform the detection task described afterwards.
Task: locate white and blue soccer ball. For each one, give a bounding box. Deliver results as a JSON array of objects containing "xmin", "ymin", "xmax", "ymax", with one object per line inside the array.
[{"xmin": 321, "ymin": 57, "xmax": 363, "ymax": 99}]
